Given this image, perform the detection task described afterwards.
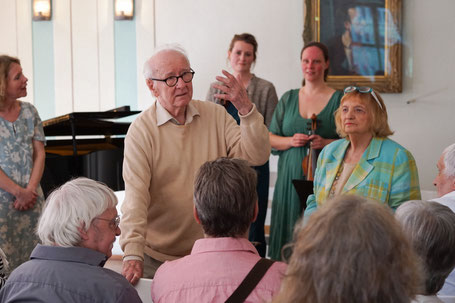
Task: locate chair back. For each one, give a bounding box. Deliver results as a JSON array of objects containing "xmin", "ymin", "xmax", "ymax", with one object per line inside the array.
[{"xmin": 134, "ymin": 278, "xmax": 153, "ymax": 302}]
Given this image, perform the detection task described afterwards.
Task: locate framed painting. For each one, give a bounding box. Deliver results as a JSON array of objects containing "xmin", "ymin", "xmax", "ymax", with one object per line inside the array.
[{"xmin": 303, "ymin": 0, "xmax": 402, "ymax": 92}]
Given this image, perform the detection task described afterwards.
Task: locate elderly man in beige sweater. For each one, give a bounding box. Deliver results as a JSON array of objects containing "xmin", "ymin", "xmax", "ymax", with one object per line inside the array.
[{"xmin": 119, "ymin": 43, "xmax": 271, "ymax": 283}]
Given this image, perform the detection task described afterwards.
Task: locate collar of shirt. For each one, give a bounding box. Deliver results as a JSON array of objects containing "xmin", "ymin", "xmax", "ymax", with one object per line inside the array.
[
  {"xmin": 30, "ymin": 244, "xmax": 108, "ymax": 267},
  {"xmin": 191, "ymin": 237, "xmax": 258, "ymax": 255},
  {"xmin": 441, "ymin": 191, "xmax": 455, "ymax": 199},
  {"xmin": 155, "ymin": 100, "xmax": 200, "ymax": 126},
  {"xmin": 432, "ymin": 191, "xmax": 455, "ymax": 202},
  {"xmin": 431, "ymin": 191, "xmax": 455, "ymax": 213}
]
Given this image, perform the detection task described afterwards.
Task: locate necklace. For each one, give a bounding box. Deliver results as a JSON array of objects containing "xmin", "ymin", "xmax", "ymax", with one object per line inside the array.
[{"xmin": 329, "ymin": 162, "xmax": 345, "ymax": 198}]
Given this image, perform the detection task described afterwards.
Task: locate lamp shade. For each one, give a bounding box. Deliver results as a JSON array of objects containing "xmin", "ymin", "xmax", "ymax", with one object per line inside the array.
[
  {"xmin": 33, "ymin": 0, "xmax": 52, "ymax": 21},
  {"xmin": 115, "ymin": 0, "xmax": 134, "ymax": 20}
]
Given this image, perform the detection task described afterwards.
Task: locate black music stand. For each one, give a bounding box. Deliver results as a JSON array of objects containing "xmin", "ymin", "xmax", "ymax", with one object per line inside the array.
[{"xmin": 292, "ymin": 180, "xmax": 314, "ymax": 214}]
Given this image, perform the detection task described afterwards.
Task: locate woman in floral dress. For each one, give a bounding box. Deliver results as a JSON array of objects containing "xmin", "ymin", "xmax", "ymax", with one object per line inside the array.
[{"xmin": 0, "ymin": 55, "xmax": 45, "ymax": 271}]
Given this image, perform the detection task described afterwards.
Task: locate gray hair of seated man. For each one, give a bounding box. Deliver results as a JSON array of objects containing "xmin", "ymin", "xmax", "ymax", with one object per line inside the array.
[
  {"xmin": 396, "ymin": 200, "xmax": 455, "ymax": 295},
  {"xmin": 273, "ymin": 195, "xmax": 421, "ymax": 303},
  {"xmin": 443, "ymin": 143, "xmax": 455, "ymax": 178},
  {"xmin": 37, "ymin": 177, "xmax": 118, "ymax": 247},
  {"xmin": 194, "ymin": 157, "xmax": 257, "ymax": 238},
  {"xmin": 143, "ymin": 43, "xmax": 190, "ymax": 79}
]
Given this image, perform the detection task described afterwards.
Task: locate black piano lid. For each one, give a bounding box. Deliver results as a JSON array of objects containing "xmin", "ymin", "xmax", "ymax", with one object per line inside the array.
[{"xmin": 43, "ymin": 106, "xmax": 141, "ymax": 137}]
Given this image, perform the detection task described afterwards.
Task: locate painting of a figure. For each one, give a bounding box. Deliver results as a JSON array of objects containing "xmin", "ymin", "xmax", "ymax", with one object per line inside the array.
[
  {"xmin": 322, "ymin": 0, "xmax": 400, "ymax": 76},
  {"xmin": 304, "ymin": 0, "xmax": 402, "ymax": 92}
]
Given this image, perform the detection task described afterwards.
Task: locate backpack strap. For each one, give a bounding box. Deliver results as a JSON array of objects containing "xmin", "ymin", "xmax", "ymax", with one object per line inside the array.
[{"xmin": 225, "ymin": 258, "xmax": 275, "ymax": 303}]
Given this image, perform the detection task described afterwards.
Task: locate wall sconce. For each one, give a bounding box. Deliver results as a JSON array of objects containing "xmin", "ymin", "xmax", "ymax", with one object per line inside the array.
[
  {"xmin": 33, "ymin": 0, "xmax": 52, "ymax": 21},
  {"xmin": 115, "ymin": 0, "xmax": 134, "ymax": 20}
]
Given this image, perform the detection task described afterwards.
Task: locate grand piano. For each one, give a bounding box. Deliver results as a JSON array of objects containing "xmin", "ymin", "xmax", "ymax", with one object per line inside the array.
[{"xmin": 41, "ymin": 106, "xmax": 140, "ymax": 197}]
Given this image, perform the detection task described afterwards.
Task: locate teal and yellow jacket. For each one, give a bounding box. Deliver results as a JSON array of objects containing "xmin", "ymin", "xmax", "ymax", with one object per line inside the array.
[{"xmin": 304, "ymin": 137, "xmax": 421, "ymax": 217}]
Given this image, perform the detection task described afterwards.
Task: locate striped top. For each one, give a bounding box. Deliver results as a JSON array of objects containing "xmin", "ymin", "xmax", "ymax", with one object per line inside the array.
[{"xmin": 0, "ymin": 248, "xmax": 8, "ymax": 289}]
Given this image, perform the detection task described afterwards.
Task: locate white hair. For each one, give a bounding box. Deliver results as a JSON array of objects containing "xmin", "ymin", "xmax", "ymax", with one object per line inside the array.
[
  {"xmin": 143, "ymin": 43, "xmax": 190, "ymax": 79},
  {"xmin": 396, "ymin": 200, "xmax": 455, "ymax": 294},
  {"xmin": 37, "ymin": 177, "xmax": 118, "ymax": 247},
  {"xmin": 443, "ymin": 143, "xmax": 455, "ymax": 178}
]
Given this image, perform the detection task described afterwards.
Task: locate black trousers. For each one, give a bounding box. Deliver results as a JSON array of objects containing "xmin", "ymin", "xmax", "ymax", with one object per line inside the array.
[{"xmin": 248, "ymin": 161, "xmax": 269, "ymax": 257}]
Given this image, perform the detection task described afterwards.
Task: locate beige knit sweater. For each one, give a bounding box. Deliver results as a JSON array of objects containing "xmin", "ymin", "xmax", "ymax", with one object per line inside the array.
[{"xmin": 120, "ymin": 100, "xmax": 271, "ymax": 262}]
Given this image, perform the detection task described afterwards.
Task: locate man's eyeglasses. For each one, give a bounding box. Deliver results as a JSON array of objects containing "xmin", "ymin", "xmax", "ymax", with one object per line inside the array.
[
  {"xmin": 94, "ymin": 215, "xmax": 120, "ymax": 230},
  {"xmin": 151, "ymin": 69, "xmax": 195, "ymax": 87},
  {"xmin": 343, "ymin": 86, "xmax": 383, "ymax": 110}
]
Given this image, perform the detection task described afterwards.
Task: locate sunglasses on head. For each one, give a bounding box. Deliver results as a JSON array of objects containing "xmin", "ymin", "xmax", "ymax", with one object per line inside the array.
[{"xmin": 343, "ymin": 86, "xmax": 383, "ymax": 111}]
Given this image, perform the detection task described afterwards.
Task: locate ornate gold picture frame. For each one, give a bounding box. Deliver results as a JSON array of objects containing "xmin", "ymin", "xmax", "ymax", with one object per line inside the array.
[{"xmin": 303, "ymin": 0, "xmax": 402, "ymax": 92}]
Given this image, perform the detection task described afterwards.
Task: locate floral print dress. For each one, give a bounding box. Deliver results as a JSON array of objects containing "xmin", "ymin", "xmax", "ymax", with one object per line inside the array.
[{"xmin": 0, "ymin": 101, "xmax": 45, "ymax": 271}]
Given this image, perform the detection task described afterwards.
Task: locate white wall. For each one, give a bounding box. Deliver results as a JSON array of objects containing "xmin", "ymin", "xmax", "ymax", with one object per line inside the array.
[
  {"xmin": 135, "ymin": 0, "xmax": 156, "ymax": 110},
  {"xmin": 54, "ymin": 0, "xmax": 116, "ymax": 114},
  {"xmin": 384, "ymin": 0, "xmax": 455, "ymax": 190},
  {"xmin": 154, "ymin": 0, "xmax": 304, "ymax": 100},
  {"xmin": 1, "ymin": 0, "xmax": 453, "ymax": 190},
  {"xmin": 0, "ymin": 0, "xmax": 34, "ymax": 104}
]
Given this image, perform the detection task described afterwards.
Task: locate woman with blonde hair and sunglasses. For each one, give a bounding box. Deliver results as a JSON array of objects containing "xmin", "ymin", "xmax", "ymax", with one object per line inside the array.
[{"xmin": 304, "ymin": 86, "xmax": 421, "ymax": 218}]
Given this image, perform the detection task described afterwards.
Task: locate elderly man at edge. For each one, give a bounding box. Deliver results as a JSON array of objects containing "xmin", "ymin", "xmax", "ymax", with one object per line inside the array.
[
  {"xmin": 151, "ymin": 158, "xmax": 286, "ymax": 302},
  {"xmin": 396, "ymin": 200, "xmax": 455, "ymax": 302},
  {"xmin": 0, "ymin": 178, "xmax": 141, "ymax": 303},
  {"xmin": 431, "ymin": 143, "xmax": 455, "ymax": 295},
  {"xmin": 432, "ymin": 143, "xmax": 455, "ymax": 211},
  {"xmin": 120, "ymin": 44, "xmax": 271, "ymax": 283}
]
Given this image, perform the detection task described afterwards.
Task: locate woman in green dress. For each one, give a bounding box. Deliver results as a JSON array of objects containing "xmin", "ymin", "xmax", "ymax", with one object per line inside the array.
[{"xmin": 268, "ymin": 42, "xmax": 342, "ymax": 260}]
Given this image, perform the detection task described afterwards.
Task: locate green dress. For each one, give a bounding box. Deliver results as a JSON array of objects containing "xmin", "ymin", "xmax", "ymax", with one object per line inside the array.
[{"xmin": 268, "ymin": 89, "xmax": 342, "ymax": 260}]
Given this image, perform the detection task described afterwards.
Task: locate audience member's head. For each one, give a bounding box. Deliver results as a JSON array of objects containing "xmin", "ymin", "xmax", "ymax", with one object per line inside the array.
[
  {"xmin": 274, "ymin": 195, "xmax": 421, "ymax": 303},
  {"xmin": 37, "ymin": 177, "xmax": 120, "ymax": 258},
  {"xmin": 193, "ymin": 157, "xmax": 257, "ymax": 238},
  {"xmin": 1, "ymin": 178, "xmax": 141, "ymax": 302},
  {"xmin": 434, "ymin": 143, "xmax": 455, "ymax": 197},
  {"xmin": 396, "ymin": 200, "xmax": 455, "ymax": 295}
]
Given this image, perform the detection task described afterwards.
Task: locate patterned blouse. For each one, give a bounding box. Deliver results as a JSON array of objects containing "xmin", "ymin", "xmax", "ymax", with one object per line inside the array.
[
  {"xmin": 0, "ymin": 247, "xmax": 8, "ymax": 288},
  {"xmin": 0, "ymin": 101, "xmax": 46, "ymax": 271}
]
